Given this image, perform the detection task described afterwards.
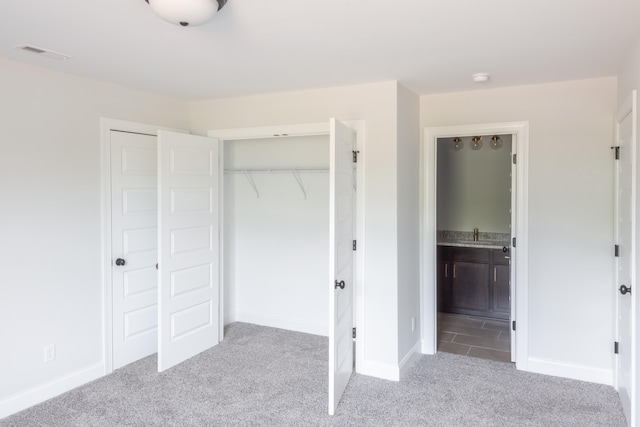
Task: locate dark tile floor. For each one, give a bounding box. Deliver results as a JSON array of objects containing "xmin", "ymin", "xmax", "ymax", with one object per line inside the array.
[{"xmin": 438, "ymin": 312, "xmax": 512, "ymax": 363}]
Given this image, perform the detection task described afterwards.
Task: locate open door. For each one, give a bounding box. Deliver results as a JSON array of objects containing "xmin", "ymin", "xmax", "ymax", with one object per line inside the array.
[
  {"xmin": 157, "ymin": 130, "xmax": 221, "ymax": 372},
  {"xmin": 615, "ymin": 90, "xmax": 636, "ymax": 425},
  {"xmin": 328, "ymin": 118, "xmax": 356, "ymax": 415}
]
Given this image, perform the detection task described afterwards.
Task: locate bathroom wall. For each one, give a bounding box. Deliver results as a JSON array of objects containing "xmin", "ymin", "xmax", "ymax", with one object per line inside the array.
[{"xmin": 437, "ymin": 135, "xmax": 512, "ymax": 233}]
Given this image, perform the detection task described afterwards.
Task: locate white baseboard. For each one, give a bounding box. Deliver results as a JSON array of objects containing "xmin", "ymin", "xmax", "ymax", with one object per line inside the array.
[
  {"xmin": 527, "ymin": 357, "xmax": 614, "ymax": 386},
  {"xmin": 399, "ymin": 341, "xmax": 422, "ymax": 379},
  {"xmin": 357, "ymin": 358, "xmax": 400, "ymax": 381},
  {"xmin": 227, "ymin": 310, "xmax": 327, "ymax": 337},
  {"xmin": 0, "ymin": 362, "xmax": 104, "ymax": 420},
  {"xmin": 421, "ymin": 339, "xmax": 436, "ymax": 355}
]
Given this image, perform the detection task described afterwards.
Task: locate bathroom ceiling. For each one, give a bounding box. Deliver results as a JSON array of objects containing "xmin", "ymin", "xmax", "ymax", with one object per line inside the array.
[{"xmin": 0, "ymin": 0, "xmax": 637, "ymax": 99}]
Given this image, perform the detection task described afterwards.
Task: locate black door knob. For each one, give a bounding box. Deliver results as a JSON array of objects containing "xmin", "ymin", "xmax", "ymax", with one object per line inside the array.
[
  {"xmin": 620, "ymin": 285, "xmax": 632, "ymax": 295},
  {"xmin": 502, "ymin": 246, "xmax": 509, "ymax": 253},
  {"xmin": 115, "ymin": 258, "xmax": 126, "ymax": 266},
  {"xmin": 335, "ymin": 280, "xmax": 345, "ymax": 290}
]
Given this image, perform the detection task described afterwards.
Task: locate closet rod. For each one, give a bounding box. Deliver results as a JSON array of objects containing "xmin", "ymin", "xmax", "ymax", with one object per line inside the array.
[{"xmin": 223, "ymin": 168, "xmax": 328, "ymax": 174}]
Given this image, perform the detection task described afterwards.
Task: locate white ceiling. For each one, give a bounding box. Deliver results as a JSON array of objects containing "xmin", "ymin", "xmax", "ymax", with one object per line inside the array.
[{"xmin": 1, "ymin": 0, "xmax": 638, "ymax": 100}]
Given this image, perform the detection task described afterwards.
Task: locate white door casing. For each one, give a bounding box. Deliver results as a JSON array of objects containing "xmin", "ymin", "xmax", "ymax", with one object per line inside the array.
[
  {"xmin": 509, "ymin": 135, "xmax": 517, "ymax": 361},
  {"xmin": 422, "ymin": 122, "xmax": 529, "ymax": 371},
  {"xmin": 615, "ymin": 90, "xmax": 636, "ymax": 426},
  {"xmin": 157, "ymin": 131, "xmax": 221, "ymax": 372},
  {"xmin": 328, "ymin": 118, "xmax": 355, "ymax": 415},
  {"xmin": 110, "ymin": 130, "xmax": 159, "ymax": 369}
]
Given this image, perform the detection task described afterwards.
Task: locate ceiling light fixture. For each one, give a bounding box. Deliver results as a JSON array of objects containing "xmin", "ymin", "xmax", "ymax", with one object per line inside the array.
[
  {"xmin": 472, "ymin": 73, "xmax": 490, "ymax": 83},
  {"xmin": 490, "ymin": 135, "xmax": 503, "ymax": 150},
  {"xmin": 471, "ymin": 136, "xmax": 483, "ymax": 150},
  {"xmin": 145, "ymin": 0, "xmax": 227, "ymax": 27}
]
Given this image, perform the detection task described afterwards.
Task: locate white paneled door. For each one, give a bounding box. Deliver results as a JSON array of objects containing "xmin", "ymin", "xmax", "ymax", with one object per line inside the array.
[
  {"xmin": 157, "ymin": 131, "xmax": 221, "ymax": 372},
  {"xmin": 615, "ymin": 90, "xmax": 637, "ymax": 426},
  {"xmin": 328, "ymin": 119, "xmax": 355, "ymax": 415},
  {"xmin": 110, "ymin": 130, "xmax": 159, "ymax": 369}
]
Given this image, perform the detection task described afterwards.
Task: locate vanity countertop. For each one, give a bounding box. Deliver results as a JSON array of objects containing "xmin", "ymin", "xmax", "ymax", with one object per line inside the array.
[
  {"xmin": 437, "ymin": 230, "xmax": 510, "ymax": 250},
  {"xmin": 437, "ymin": 241, "xmax": 507, "ymax": 250}
]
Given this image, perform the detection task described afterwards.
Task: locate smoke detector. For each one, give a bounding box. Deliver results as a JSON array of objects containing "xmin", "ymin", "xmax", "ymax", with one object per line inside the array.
[{"xmin": 472, "ymin": 73, "xmax": 490, "ymax": 83}]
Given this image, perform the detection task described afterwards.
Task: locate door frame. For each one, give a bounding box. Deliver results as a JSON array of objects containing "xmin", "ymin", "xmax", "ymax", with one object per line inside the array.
[
  {"xmin": 100, "ymin": 118, "xmax": 187, "ymax": 375},
  {"xmin": 421, "ymin": 121, "xmax": 529, "ymax": 370},
  {"xmin": 207, "ymin": 120, "xmax": 366, "ymax": 372}
]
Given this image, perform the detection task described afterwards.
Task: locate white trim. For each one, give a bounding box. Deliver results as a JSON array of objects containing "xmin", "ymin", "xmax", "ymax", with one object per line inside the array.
[
  {"xmin": 357, "ymin": 360, "xmax": 400, "ymax": 382},
  {"xmin": 527, "ymin": 357, "xmax": 614, "ymax": 386},
  {"xmin": 208, "ymin": 120, "xmax": 367, "ymax": 375},
  {"xmin": 230, "ymin": 310, "xmax": 327, "ymax": 336},
  {"xmin": 617, "ymin": 92, "xmax": 635, "ymax": 124},
  {"xmin": 99, "ymin": 118, "xmax": 186, "ymax": 375},
  {"xmin": 209, "ymin": 123, "xmax": 329, "ymax": 140},
  {"xmin": 421, "ymin": 121, "xmax": 529, "ymax": 372},
  {"xmin": 399, "ymin": 341, "xmax": 422, "ymax": 379},
  {"xmin": 0, "ymin": 363, "xmax": 104, "ymax": 419},
  {"xmin": 344, "ymin": 120, "xmax": 367, "ymax": 376}
]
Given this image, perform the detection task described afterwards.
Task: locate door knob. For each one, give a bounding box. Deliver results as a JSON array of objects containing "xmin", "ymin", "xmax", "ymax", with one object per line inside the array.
[
  {"xmin": 335, "ymin": 280, "xmax": 345, "ymax": 290},
  {"xmin": 115, "ymin": 258, "xmax": 126, "ymax": 266},
  {"xmin": 619, "ymin": 285, "xmax": 632, "ymax": 295}
]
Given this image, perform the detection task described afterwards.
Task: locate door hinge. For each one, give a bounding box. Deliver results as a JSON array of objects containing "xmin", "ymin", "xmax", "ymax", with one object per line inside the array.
[
  {"xmin": 353, "ymin": 240, "xmax": 357, "ymax": 251},
  {"xmin": 611, "ymin": 146, "xmax": 620, "ymax": 160},
  {"xmin": 512, "ymin": 153, "xmax": 517, "ymax": 164},
  {"xmin": 512, "ymin": 320, "xmax": 516, "ymax": 331},
  {"xmin": 353, "ymin": 327, "xmax": 356, "ymax": 339},
  {"xmin": 615, "ymin": 244, "xmax": 620, "ymax": 257},
  {"xmin": 614, "ymin": 341, "xmax": 619, "ymax": 354},
  {"xmin": 352, "ymin": 150, "xmax": 359, "ymax": 163},
  {"xmin": 512, "ymin": 237, "xmax": 516, "ymax": 248}
]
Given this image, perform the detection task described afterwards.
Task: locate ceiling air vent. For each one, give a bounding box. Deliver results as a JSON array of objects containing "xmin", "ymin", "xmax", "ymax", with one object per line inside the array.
[{"xmin": 13, "ymin": 45, "xmax": 71, "ymax": 60}]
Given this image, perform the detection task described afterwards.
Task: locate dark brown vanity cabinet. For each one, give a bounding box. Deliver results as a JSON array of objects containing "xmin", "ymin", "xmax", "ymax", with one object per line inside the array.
[
  {"xmin": 438, "ymin": 245, "xmax": 510, "ymax": 320},
  {"xmin": 492, "ymin": 249, "xmax": 511, "ymax": 317}
]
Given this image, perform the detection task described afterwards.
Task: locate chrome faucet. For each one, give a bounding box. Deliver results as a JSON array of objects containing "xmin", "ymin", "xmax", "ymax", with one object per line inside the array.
[{"xmin": 473, "ymin": 228, "xmax": 479, "ymax": 242}]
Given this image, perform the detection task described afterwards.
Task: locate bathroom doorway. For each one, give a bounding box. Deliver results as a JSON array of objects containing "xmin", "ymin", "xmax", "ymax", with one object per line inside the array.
[
  {"xmin": 435, "ymin": 134, "xmax": 513, "ymax": 362},
  {"xmin": 422, "ymin": 122, "xmax": 529, "ymax": 369}
]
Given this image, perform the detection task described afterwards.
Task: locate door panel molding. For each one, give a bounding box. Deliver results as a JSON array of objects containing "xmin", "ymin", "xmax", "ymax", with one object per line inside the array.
[{"xmin": 100, "ymin": 118, "xmax": 186, "ymax": 374}]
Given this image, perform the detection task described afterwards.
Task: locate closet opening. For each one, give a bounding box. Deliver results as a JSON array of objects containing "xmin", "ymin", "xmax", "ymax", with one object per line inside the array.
[
  {"xmin": 435, "ymin": 134, "xmax": 514, "ymax": 363},
  {"xmin": 222, "ymin": 134, "xmax": 334, "ymax": 336}
]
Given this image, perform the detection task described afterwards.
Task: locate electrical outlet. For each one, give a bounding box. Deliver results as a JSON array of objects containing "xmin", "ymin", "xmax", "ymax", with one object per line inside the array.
[
  {"xmin": 44, "ymin": 344, "xmax": 55, "ymax": 363},
  {"xmin": 411, "ymin": 317, "xmax": 416, "ymax": 332}
]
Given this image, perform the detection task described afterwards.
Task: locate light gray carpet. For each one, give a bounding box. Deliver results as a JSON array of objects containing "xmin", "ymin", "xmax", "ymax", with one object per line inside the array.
[{"xmin": 1, "ymin": 323, "xmax": 626, "ymax": 426}]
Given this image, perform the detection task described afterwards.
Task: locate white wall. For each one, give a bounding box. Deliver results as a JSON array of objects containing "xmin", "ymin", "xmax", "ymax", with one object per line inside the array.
[
  {"xmin": 190, "ymin": 82, "xmax": 405, "ymax": 378},
  {"xmin": 437, "ymin": 135, "xmax": 512, "ymax": 233},
  {"xmin": 422, "ymin": 77, "xmax": 617, "ymax": 384},
  {"xmin": 396, "ymin": 84, "xmax": 421, "ymax": 369},
  {"xmin": 0, "ymin": 58, "xmax": 189, "ymax": 417},
  {"xmin": 223, "ymin": 136, "xmax": 330, "ymax": 335}
]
